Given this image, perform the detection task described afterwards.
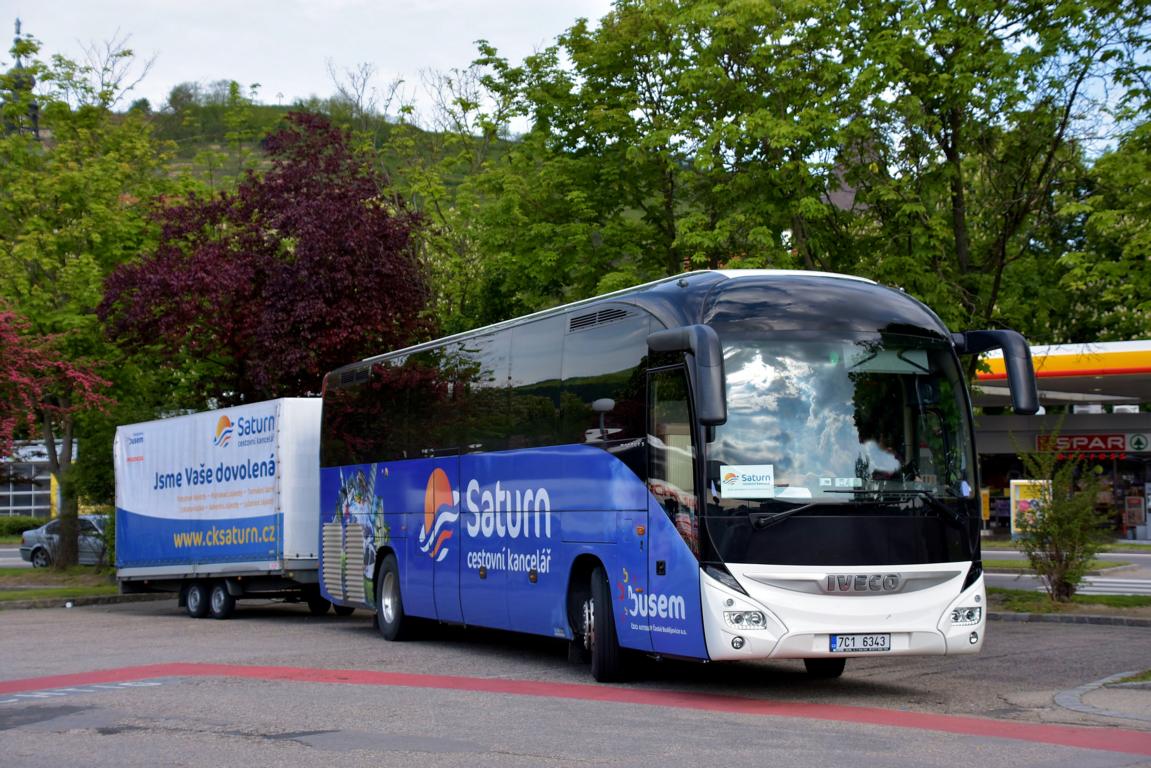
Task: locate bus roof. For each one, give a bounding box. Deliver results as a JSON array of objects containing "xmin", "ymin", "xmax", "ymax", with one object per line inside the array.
[{"xmin": 344, "ymin": 270, "xmax": 879, "ymax": 369}]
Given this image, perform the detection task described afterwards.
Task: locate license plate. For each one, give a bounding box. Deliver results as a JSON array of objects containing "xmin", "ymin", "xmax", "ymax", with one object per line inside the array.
[{"xmin": 829, "ymin": 633, "xmax": 891, "ymax": 653}]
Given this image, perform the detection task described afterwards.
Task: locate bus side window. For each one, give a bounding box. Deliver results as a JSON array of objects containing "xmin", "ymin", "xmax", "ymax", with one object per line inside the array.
[
  {"xmin": 457, "ymin": 333, "xmax": 511, "ymax": 453},
  {"xmin": 509, "ymin": 317, "xmax": 564, "ymax": 449},
  {"xmin": 649, "ymin": 368, "xmax": 699, "ymax": 555},
  {"xmin": 560, "ymin": 309, "xmax": 648, "ymax": 447}
]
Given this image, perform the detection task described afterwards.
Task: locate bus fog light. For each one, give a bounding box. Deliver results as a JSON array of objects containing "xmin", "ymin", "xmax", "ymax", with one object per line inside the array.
[
  {"xmin": 731, "ymin": 636, "xmax": 745, "ymax": 650},
  {"xmin": 724, "ymin": 611, "xmax": 767, "ymax": 629},
  {"xmin": 969, "ymin": 631, "xmax": 979, "ymax": 645},
  {"xmin": 950, "ymin": 606, "xmax": 982, "ymax": 625}
]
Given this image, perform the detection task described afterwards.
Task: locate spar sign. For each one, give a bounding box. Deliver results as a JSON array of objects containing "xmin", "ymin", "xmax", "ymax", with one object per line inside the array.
[{"xmin": 1036, "ymin": 434, "xmax": 1150, "ymax": 453}]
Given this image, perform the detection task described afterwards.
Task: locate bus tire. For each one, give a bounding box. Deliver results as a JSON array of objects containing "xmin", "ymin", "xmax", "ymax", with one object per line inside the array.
[
  {"xmin": 804, "ymin": 658, "xmax": 846, "ymax": 679},
  {"xmin": 376, "ymin": 553, "xmax": 409, "ymax": 641},
  {"xmin": 333, "ymin": 604, "xmax": 356, "ymax": 617},
  {"xmin": 589, "ymin": 565, "xmax": 625, "ymax": 682},
  {"xmin": 209, "ymin": 582, "xmax": 236, "ymax": 620},
  {"xmin": 185, "ymin": 582, "xmax": 210, "ymax": 619}
]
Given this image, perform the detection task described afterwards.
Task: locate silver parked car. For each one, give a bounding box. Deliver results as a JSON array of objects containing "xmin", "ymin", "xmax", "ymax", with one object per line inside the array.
[{"xmin": 19, "ymin": 515, "xmax": 108, "ymax": 567}]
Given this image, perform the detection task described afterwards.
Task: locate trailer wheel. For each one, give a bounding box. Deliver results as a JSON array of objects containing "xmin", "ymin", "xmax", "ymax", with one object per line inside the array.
[
  {"xmin": 587, "ymin": 565, "xmax": 625, "ymax": 682},
  {"xmin": 376, "ymin": 553, "xmax": 409, "ymax": 640},
  {"xmin": 804, "ymin": 658, "xmax": 846, "ymax": 679},
  {"xmin": 333, "ymin": 604, "xmax": 355, "ymax": 617},
  {"xmin": 209, "ymin": 582, "xmax": 236, "ymax": 620},
  {"xmin": 185, "ymin": 582, "xmax": 210, "ymax": 619},
  {"xmin": 307, "ymin": 595, "xmax": 331, "ymax": 616}
]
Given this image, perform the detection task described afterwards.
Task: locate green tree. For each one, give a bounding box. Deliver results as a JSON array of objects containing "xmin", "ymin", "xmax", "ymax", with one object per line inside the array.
[
  {"xmin": 836, "ymin": 0, "xmax": 1150, "ymax": 335},
  {"xmin": 0, "ymin": 34, "xmax": 173, "ymax": 565},
  {"xmin": 412, "ymin": 0, "xmax": 1150, "ymax": 343},
  {"xmin": 1058, "ymin": 119, "xmax": 1151, "ymax": 339}
]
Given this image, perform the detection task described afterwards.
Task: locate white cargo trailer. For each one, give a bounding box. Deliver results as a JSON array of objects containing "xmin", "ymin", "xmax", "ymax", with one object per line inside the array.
[{"xmin": 114, "ymin": 398, "xmax": 341, "ymax": 618}]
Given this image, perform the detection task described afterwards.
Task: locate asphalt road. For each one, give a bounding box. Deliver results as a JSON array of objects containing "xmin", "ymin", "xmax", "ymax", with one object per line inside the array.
[
  {"xmin": 0, "ymin": 545, "xmax": 29, "ymax": 568},
  {"xmin": 1, "ymin": 600, "xmax": 1150, "ymax": 767}
]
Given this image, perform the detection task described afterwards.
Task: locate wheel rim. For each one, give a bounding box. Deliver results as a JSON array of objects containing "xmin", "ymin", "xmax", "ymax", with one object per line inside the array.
[
  {"xmin": 188, "ymin": 586, "xmax": 202, "ymax": 613},
  {"xmin": 380, "ymin": 571, "xmax": 397, "ymax": 625},
  {"xmin": 211, "ymin": 588, "xmax": 226, "ymax": 613},
  {"xmin": 33, "ymin": 550, "xmax": 48, "ymax": 567},
  {"xmin": 583, "ymin": 596, "xmax": 595, "ymax": 652}
]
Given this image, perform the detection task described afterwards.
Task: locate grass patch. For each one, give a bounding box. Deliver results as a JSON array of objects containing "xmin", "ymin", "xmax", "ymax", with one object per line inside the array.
[
  {"xmin": 0, "ymin": 535, "xmax": 21, "ymax": 545},
  {"xmin": 1116, "ymin": 670, "xmax": 1151, "ymax": 684},
  {"xmin": 0, "ymin": 566, "xmax": 116, "ymax": 603},
  {"xmin": 981, "ymin": 538, "xmax": 1151, "ymax": 553},
  {"xmin": 984, "ymin": 558, "xmax": 1124, "ymax": 571},
  {"xmin": 0, "ymin": 585, "xmax": 119, "ymax": 602},
  {"xmin": 988, "ymin": 587, "xmax": 1151, "ymax": 613}
]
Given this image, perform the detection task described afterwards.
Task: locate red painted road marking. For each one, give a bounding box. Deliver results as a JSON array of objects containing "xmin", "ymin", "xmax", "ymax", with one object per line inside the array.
[{"xmin": 3, "ymin": 663, "xmax": 1150, "ymax": 756}]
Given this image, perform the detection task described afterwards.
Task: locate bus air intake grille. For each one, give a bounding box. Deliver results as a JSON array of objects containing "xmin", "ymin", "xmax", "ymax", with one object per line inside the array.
[{"xmin": 569, "ymin": 308, "xmax": 631, "ymax": 332}]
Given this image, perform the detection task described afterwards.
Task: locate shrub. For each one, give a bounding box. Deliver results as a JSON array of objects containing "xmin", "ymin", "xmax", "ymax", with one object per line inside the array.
[
  {"xmin": 1017, "ymin": 446, "xmax": 1110, "ymax": 601},
  {"xmin": 0, "ymin": 515, "xmax": 45, "ymax": 537}
]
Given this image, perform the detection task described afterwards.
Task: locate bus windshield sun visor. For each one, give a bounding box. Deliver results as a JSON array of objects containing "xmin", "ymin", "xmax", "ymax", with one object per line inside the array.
[
  {"xmin": 647, "ymin": 324, "xmax": 727, "ymax": 426},
  {"xmin": 951, "ymin": 329, "xmax": 1039, "ymax": 415}
]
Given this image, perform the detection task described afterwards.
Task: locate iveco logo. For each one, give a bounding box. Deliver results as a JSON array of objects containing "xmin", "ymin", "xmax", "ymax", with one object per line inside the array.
[{"xmin": 825, "ymin": 574, "xmax": 902, "ymax": 593}]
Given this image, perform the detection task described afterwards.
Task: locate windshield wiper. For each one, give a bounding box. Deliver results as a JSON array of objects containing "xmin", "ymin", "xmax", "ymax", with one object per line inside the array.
[
  {"xmin": 749, "ymin": 503, "xmax": 818, "ymax": 530},
  {"xmin": 825, "ymin": 489, "xmax": 967, "ymax": 527}
]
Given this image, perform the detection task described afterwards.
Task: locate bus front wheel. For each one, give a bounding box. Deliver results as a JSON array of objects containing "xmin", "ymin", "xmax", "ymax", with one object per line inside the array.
[
  {"xmin": 804, "ymin": 657, "xmax": 846, "ymax": 679},
  {"xmin": 587, "ymin": 566, "xmax": 625, "ymax": 682},
  {"xmin": 376, "ymin": 553, "xmax": 409, "ymax": 641}
]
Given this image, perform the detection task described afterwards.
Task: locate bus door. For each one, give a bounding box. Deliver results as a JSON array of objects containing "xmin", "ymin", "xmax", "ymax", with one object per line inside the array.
[
  {"xmin": 645, "ymin": 367, "xmax": 706, "ymax": 657},
  {"xmin": 616, "ymin": 506, "xmax": 652, "ymax": 652},
  {"xmin": 458, "ymin": 454, "xmax": 511, "ymax": 630}
]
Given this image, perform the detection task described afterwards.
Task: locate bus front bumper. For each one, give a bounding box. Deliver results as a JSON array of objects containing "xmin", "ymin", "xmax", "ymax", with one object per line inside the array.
[{"xmin": 700, "ymin": 562, "xmax": 987, "ymax": 662}]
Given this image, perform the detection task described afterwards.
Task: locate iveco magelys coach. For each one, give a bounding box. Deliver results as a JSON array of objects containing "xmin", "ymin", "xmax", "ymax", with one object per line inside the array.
[{"xmin": 318, "ymin": 270, "xmax": 1038, "ymax": 681}]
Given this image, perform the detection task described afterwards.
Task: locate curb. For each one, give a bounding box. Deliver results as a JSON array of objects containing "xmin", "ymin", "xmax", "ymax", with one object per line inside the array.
[
  {"xmin": 0, "ymin": 593, "xmax": 172, "ymax": 611},
  {"xmin": 989, "ymin": 612, "xmax": 1151, "ymax": 628},
  {"xmin": 1054, "ymin": 671, "xmax": 1151, "ymax": 723}
]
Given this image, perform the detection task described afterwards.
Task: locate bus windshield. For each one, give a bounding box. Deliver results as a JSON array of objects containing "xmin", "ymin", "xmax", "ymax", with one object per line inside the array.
[{"xmin": 704, "ymin": 333, "xmax": 978, "ymax": 566}]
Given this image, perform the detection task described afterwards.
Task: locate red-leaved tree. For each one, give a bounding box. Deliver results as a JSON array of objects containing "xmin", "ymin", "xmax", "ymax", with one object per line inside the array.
[
  {"xmin": 0, "ymin": 308, "xmax": 110, "ymax": 564},
  {"xmin": 101, "ymin": 112, "xmax": 431, "ymax": 403},
  {"xmin": 0, "ymin": 308, "xmax": 109, "ymax": 457}
]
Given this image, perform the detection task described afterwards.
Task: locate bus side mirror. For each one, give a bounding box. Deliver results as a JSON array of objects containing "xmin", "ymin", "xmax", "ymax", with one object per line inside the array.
[
  {"xmin": 647, "ymin": 325, "xmax": 727, "ymax": 426},
  {"xmin": 952, "ymin": 329, "xmax": 1039, "ymax": 415}
]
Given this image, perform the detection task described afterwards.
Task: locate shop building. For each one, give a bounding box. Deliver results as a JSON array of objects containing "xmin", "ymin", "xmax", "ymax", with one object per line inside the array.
[{"xmin": 975, "ymin": 341, "xmax": 1151, "ymax": 538}]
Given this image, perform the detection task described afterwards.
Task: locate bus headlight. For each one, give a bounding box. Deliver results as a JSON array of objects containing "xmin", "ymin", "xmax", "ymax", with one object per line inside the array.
[
  {"xmin": 725, "ymin": 611, "xmax": 768, "ymax": 630},
  {"xmin": 950, "ymin": 607, "xmax": 982, "ymax": 625}
]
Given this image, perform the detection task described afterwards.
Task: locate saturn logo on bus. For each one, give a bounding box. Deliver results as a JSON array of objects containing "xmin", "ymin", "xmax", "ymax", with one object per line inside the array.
[{"xmin": 419, "ymin": 468, "xmax": 459, "ymax": 562}]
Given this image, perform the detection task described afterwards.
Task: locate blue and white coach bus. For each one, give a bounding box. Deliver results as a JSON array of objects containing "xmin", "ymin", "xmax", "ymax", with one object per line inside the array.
[{"xmin": 318, "ymin": 270, "xmax": 1038, "ymax": 681}]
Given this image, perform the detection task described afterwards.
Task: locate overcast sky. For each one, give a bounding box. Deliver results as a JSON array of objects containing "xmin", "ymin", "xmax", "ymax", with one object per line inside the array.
[{"xmin": 1, "ymin": 0, "xmax": 613, "ymax": 114}]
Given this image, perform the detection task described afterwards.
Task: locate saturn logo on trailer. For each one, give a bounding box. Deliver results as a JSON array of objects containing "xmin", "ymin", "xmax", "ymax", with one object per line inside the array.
[
  {"xmin": 213, "ymin": 416, "xmax": 234, "ymax": 447},
  {"xmin": 419, "ymin": 468, "xmax": 459, "ymax": 562}
]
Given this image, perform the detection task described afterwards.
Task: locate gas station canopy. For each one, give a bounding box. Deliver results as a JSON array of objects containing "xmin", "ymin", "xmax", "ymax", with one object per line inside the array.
[{"xmin": 976, "ymin": 340, "xmax": 1151, "ymax": 407}]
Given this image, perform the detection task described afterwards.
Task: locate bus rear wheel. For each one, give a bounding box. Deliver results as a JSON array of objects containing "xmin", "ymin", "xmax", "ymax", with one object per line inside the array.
[
  {"xmin": 804, "ymin": 658, "xmax": 846, "ymax": 679},
  {"xmin": 376, "ymin": 553, "xmax": 409, "ymax": 641},
  {"xmin": 587, "ymin": 566, "xmax": 625, "ymax": 682}
]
